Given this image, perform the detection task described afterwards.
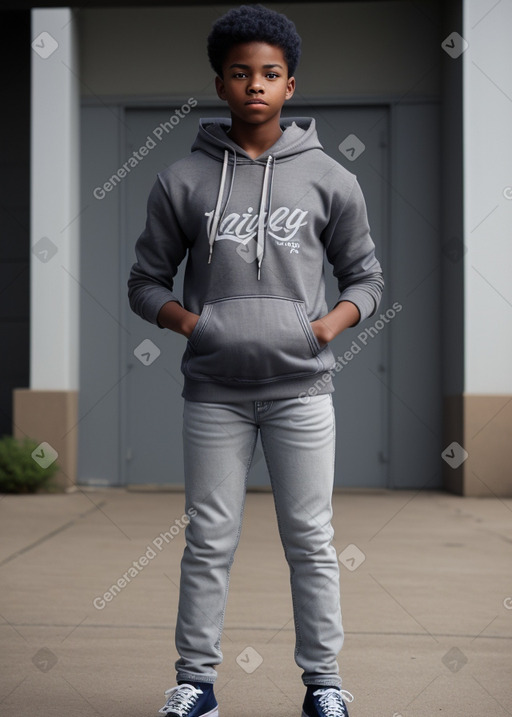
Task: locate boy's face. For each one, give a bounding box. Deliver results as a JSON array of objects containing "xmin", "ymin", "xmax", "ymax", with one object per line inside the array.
[{"xmin": 215, "ymin": 42, "xmax": 295, "ymax": 126}]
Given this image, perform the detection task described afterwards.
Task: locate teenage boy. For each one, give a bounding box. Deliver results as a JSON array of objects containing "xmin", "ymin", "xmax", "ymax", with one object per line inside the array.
[{"xmin": 128, "ymin": 5, "xmax": 383, "ymax": 716}]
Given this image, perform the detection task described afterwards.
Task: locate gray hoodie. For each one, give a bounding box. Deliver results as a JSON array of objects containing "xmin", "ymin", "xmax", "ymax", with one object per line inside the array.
[{"xmin": 128, "ymin": 117, "xmax": 384, "ymax": 402}]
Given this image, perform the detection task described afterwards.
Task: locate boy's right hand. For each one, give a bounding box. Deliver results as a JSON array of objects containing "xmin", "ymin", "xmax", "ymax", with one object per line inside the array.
[
  {"xmin": 157, "ymin": 301, "xmax": 200, "ymax": 338},
  {"xmin": 181, "ymin": 311, "xmax": 200, "ymax": 338}
]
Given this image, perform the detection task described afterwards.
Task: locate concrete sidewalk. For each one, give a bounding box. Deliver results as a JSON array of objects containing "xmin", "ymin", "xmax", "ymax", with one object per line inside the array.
[{"xmin": 1, "ymin": 488, "xmax": 511, "ymax": 717}]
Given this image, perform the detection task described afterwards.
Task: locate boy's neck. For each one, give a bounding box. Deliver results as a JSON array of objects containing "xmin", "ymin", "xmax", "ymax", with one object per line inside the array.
[{"xmin": 227, "ymin": 116, "xmax": 283, "ymax": 159}]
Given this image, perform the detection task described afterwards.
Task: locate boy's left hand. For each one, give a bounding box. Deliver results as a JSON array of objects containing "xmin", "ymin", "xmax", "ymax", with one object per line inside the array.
[
  {"xmin": 310, "ymin": 301, "xmax": 361, "ymax": 347},
  {"xmin": 310, "ymin": 319, "xmax": 333, "ymax": 348}
]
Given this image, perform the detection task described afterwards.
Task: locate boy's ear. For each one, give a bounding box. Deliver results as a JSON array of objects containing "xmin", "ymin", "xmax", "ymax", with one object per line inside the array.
[
  {"xmin": 215, "ymin": 75, "xmax": 227, "ymax": 101},
  {"xmin": 285, "ymin": 76, "xmax": 296, "ymax": 101}
]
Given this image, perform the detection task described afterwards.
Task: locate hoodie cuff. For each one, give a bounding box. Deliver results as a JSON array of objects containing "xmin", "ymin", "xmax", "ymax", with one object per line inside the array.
[
  {"xmin": 135, "ymin": 287, "xmax": 181, "ymax": 327},
  {"xmin": 336, "ymin": 288, "xmax": 377, "ymax": 324}
]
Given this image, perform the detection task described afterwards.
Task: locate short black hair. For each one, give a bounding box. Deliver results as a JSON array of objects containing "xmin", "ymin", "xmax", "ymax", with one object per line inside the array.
[{"xmin": 207, "ymin": 4, "xmax": 302, "ymax": 78}]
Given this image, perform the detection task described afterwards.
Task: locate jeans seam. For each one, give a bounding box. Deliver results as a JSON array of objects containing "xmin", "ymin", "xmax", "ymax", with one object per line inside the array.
[
  {"xmin": 259, "ymin": 430, "xmax": 303, "ymax": 660},
  {"xmin": 329, "ymin": 394, "xmax": 336, "ymax": 479},
  {"xmin": 213, "ymin": 428, "xmax": 258, "ymax": 653}
]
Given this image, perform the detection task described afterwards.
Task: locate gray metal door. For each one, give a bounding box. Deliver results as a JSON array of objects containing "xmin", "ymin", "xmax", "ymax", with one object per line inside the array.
[{"xmin": 122, "ymin": 105, "xmax": 389, "ymax": 487}]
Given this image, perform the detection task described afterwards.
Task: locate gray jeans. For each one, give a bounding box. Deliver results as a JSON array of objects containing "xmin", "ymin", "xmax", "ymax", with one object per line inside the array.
[{"xmin": 175, "ymin": 394, "xmax": 344, "ymax": 688}]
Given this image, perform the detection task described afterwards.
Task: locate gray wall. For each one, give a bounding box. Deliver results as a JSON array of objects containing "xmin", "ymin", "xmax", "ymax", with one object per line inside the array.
[{"xmin": 79, "ymin": 2, "xmax": 441, "ymax": 99}]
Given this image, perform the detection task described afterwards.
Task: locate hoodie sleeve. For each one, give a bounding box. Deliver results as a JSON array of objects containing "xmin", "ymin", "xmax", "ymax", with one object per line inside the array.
[
  {"xmin": 127, "ymin": 174, "xmax": 189, "ymax": 326},
  {"xmin": 322, "ymin": 176, "xmax": 384, "ymax": 323}
]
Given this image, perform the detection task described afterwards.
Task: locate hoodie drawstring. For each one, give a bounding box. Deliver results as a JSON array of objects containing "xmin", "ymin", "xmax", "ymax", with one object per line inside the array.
[
  {"xmin": 208, "ymin": 150, "xmax": 275, "ymax": 280},
  {"xmin": 257, "ymin": 155, "xmax": 274, "ymax": 280},
  {"xmin": 208, "ymin": 149, "xmax": 232, "ymax": 264}
]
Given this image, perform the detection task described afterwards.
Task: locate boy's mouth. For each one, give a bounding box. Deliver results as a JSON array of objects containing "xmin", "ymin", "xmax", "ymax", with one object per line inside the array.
[{"xmin": 245, "ymin": 99, "xmax": 268, "ymax": 105}]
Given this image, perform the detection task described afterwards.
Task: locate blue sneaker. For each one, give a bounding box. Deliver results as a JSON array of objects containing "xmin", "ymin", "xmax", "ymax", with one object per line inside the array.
[
  {"xmin": 158, "ymin": 683, "xmax": 219, "ymax": 717},
  {"xmin": 301, "ymin": 686, "xmax": 354, "ymax": 717}
]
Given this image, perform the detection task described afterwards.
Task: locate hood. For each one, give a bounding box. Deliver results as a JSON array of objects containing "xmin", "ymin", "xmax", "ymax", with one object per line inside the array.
[
  {"xmin": 191, "ymin": 116, "xmax": 323, "ymax": 161},
  {"xmin": 191, "ymin": 117, "xmax": 323, "ymax": 279}
]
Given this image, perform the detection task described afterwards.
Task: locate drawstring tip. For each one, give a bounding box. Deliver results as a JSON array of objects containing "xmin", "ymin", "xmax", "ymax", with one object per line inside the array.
[{"xmin": 257, "ymin": 265, "xmax": 261, "ymax": 280}]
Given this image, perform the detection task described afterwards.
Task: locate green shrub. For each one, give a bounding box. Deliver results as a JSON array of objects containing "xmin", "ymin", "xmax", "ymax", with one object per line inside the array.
[{"xmin": 0, "ymin": 436, "xmax": 60, "ymax": 494}]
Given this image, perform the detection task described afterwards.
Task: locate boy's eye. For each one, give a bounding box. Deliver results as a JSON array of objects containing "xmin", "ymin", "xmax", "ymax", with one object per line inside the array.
[{"xmin": 231, "ymin": 71, "xmax": 279, "ymax": 80}]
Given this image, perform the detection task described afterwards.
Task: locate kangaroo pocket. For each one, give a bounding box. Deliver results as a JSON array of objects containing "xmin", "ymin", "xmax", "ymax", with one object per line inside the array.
[{"xmin": 182, "ymin": 295, "xmax": 326, "ymax": 384}]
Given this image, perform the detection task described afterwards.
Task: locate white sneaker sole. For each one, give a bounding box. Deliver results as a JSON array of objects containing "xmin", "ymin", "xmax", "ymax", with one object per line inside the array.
[{"xmin": 301, "ymin": 707, "xmax": 348, "ymax": 717}]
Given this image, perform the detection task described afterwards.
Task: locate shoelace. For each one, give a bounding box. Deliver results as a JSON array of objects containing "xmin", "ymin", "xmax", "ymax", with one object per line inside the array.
[
  {"xmin": 159, "ymin": 684, "xmax": 203, "ymax": 716},
  {"xmin": 313, "ymin": 687, "xmax": 354, "ymax": 717}
]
